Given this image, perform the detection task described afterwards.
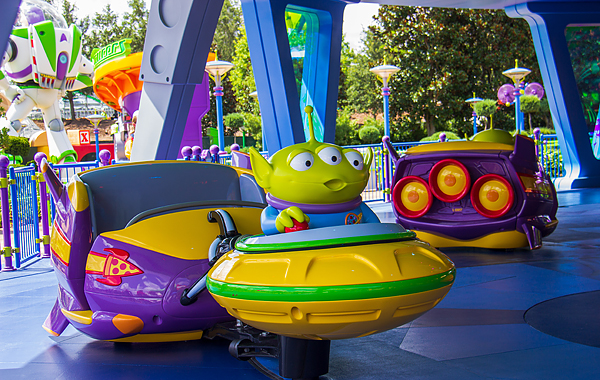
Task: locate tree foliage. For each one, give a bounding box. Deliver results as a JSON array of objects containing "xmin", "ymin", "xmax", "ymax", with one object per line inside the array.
[
  {"xmin": 353, "ymin": 6, "xmax": 541, "ymax": 139},
  {"xmin": 230, "ymin": 27, "xmax": 258, "ymax": 114},
  {"xmin": 335, "ymin": 108, "xmax": 359, "ymax": 146},
  {"xmin": 121, "ymin": 0, "xmax": 149, "ymax": 53},
  {"xmin": 345, "ymin": 31, "xmax": 384, "ymax": 116},
  {"xmin": 82, "ymin": 0, "xmax": 148, "ymax": 56},
  {"xmin": 4, "ymin": 136, "xmax": 30, "ymax": 163},
  {"xmin": 520, "ymin": 94, "xmax": 541, "ymax": 130},
  {"xmin": 202, "ymin": 0, "xmax": 243, "ymax": 133},
  {"xmin": 358, "ymin": 125, "xmax": 381, "ymax": 144},
  {"xmin": 473, "ymin": 99, "xmax": 498, "ymax": 129},
  {"xmin": 212, "ymin": 0, "xmax": 243, "ymax": 62},
  {"xmin": 223, "ymin": 112, "xmax": 245, "ymax": 135},
  {"xmin": 473, "ymin": 99, "xmax": 498, "ymax": 118},
  {"xmin": 57, "ymin": 0, "xmax": 90, "ymax": 120}
]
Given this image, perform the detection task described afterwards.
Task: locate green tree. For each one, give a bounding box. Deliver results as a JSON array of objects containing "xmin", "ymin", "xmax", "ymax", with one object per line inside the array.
[
  {"xmin": 4, "ymin": 136, "xmax": 30, "ymax": 163},
  {"xmin": 230, "ymin": 27, "xmax": 257, "ymax": 114},
  {"xmin": 122, "ymin": 0, "xmax": 149, "ymax": 53},
  {"xmin": 370, "ymin": 6, "xmax": 540, "ymax": 137},
  {"xmin": 58, "ymin": 0, "xmax": 90, "ymax": 121},
  {"xmin": 335, "ymin": 108, "xmax": 359, "ymax": 146},
  {"xmin": 345, "ymin": 31, "xmax": 384, "ymax": 116},
  {"xmin": 83, "ymin": 5, "xmax": 124, "ymax": 57},
  {"xmin": 223, "ymin": 112, "xmax": 245, "ymax": 135},
  {"xmin": 212, "ymin": 0, "xmax": 243, "ymax": 62},
  {"xmin": 337, "ymin": 38, "xmax": 355, "ymax": 110},
  {"xmin": 242, "ymin": 112, "xmax": 262, "ymax": 150},
  {"xmin": 358, "ymin": 125, "xmax": 381, "ymax": 144},
  {"xmin": 420, "ymin": 131, "xmax": 461, "ymax": 141},
  {"xmin": 203, "ymin": 0, "xmax": 243, "ymax": 134},
  {"xmin": 474, "ymin": 99, "xmax": 498, "ymax": 129},
  {"xmin": 520, "ymin": 94, "xmax": 541, "ymax": 131}
]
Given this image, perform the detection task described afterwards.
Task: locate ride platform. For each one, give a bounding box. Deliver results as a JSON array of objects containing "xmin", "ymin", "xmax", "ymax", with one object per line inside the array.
[{"xmin": 1, "ymin": 189, "xmax": 600, "ymax": 379}]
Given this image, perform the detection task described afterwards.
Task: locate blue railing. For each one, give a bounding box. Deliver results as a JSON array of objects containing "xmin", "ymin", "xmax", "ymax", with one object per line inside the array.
[
  {"xmin": 9, "ymin": 166, "xmax": 40, "ymax": 267},
  {"xmin": 0, "ymin": 133, "xmax": 567, "ymax": 270},
  {"xmin": 50, "ymin": 161, "xmax": 100, "ymax": 183},
  {"xmin": 538, "ymin": 134, "xmax": 564, "ymax": 179}
]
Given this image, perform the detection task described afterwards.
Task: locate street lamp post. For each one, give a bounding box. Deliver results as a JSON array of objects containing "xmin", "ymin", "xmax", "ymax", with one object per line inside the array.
[
  {"xmin": 86, "ymin": 113, "xmax": 106, "ymax": 162},
  {"xmin": 465, "ymin": 95, "xmax": 483, "ymax": 136},
  {"xmin": 249, "ymin": 91, "xmax": 266, "ymax": 152},
  {"xmin": 205, "ymin": 60, "xmax": 234, "ymax": 153},
  {"xmin": 370, "ymin": 64, "xmax": 401, "ymax": 139},
  {"xmin": 370, "ymin": 64, "xmax": 400, "ymax": 203},
  {"xmin": 502, "ymin": 61, "xmax": 531, "ymax": 135}
]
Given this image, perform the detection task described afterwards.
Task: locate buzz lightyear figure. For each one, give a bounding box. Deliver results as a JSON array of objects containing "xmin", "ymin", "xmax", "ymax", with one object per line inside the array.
[{"xmin": 0, "ymin": 0, "xmax": 94, "ymax": 163}]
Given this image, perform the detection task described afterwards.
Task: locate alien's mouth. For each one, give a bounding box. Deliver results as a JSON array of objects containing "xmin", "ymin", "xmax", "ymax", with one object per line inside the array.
[{"xmin": 324, "ymin": 179, "xmax": 346, "ymax": 191}]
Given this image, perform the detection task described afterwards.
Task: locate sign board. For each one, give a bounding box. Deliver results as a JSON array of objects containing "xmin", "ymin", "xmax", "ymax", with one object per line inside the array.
[{"xmin": 79, "ymin": 130, "xmax": 91, "ymax": 145}]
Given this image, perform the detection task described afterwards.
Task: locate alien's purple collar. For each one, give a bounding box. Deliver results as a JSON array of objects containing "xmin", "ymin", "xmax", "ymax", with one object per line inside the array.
[{"xmin": 266, "ymin": 193, "xmax": 363, "ymax": 214}]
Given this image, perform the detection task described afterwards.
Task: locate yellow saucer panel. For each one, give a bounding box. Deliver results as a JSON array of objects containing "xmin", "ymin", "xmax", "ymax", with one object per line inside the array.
[
  {"xmin": 212, "ymin": 285, "xmax": 452, "ymax": 340},
  {"xmin": 415, "ymin": 230, "xmax": 529, "ymax": 249},
  {"xmin": 102, "ymin": 207, "xmax": 263, "ymax": 260},
  {"xmin": 210, "ymin": 240, "xmax": 453, "ymax": 287}
]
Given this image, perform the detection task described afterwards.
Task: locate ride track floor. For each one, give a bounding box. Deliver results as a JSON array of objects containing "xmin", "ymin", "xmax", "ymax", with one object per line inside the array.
[{"xmin": 1, "ymin": 189, "xmax": 600, "ymax": 379}]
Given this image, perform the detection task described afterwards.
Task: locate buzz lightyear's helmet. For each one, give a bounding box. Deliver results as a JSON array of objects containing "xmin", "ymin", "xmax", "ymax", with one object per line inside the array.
[{"xmin": 17, "ymin": 0, "xmax": 67, "ymax": 29}]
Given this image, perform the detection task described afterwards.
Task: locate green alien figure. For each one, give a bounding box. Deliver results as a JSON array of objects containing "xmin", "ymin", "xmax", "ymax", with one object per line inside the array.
[{"xmin": 249, "ymin": 106, "xmax": 380, "ymax": 235}]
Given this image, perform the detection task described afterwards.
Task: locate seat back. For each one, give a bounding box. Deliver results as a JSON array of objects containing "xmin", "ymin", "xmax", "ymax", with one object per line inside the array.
[{"xmin": 80, "ymin": 162, "xmax": 244, "ymax": 235}]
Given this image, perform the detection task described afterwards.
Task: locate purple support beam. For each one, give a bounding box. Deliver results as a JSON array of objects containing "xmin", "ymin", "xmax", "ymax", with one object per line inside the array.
[{"xmin": 178, "ymin": 78, "xmax": 210, "ymax": 158}]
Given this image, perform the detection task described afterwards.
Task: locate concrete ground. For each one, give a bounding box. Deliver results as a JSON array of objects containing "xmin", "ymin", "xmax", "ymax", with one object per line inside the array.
[{"xmin": 1, "ymin": 189, "xmax": 599, "ymax": 379}]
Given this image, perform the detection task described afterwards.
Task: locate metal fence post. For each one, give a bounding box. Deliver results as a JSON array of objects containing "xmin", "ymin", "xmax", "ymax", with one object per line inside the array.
[
  {"xmin": 382, "ymin": 137, "xmax": 391, "ymax": 203},
  {"xmin": 0, "ymin": 156, "xmax": 14, "ymax": 271},
  {"xmin": 192, "ymin": 146, "xmax": 202, "ymax": 161},
  {"xmin": 35, "ymin": 153, "xmax": 51, "ymax": 259},
  {"xmin": 8, "ymin": 166, "xmax": 20, "ymax": 268},
  {"xmin": 99, "ymin": 149, "xmax": 112, "ymax": 166}
]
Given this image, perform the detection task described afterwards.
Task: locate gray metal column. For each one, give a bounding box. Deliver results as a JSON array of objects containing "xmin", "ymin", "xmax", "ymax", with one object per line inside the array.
[{"xmin": 132, "ymin": 0, "xmax": 224, "ymax": 161}]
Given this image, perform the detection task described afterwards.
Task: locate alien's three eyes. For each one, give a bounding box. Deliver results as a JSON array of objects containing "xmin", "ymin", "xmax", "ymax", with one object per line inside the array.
[{"xmin": 289, "ymin": 149, "xmax": 364, "ymax": 172}]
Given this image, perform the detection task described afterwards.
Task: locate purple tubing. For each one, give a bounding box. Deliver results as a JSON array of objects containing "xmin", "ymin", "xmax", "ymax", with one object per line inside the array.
[
  {"xmin": 382, "ymin": 136, "xmax": 392, "ymax": 203},
  {"xmin": 0, "ymin": 156, "xmax": 14, "ymax": 271},
  {"xmin": 35, "ymin": 153, "xmax": 51, "ymax": 259}
]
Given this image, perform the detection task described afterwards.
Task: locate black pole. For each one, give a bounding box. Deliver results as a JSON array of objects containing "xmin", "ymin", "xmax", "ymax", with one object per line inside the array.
[{"xmin": 278, "ymin": 336, "xmax": 330, "ymax": 380}]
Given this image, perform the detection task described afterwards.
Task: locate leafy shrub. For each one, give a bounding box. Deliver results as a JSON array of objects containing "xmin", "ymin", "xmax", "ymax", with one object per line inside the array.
[
  {"xmin": 520, "ymin": 95, "xmax": 541, "ymax": 114},
  {"xmin": 358, "ymin": 125, "xmax": 381, "ymax": 144},
  {"xmin": 363, "ymin": 116, "xmax": 384, "ymax": 134},
  {"xmin": 420, "ymin": 131, "xmax": 461, "ymax": 142},
  {"xmin": 241, "ymin": 112, "xmax": 262, "ymax": 150},
  {"xmin": 223, "ymin": 113, "xmax": 245, "ymax": 135},
  {"xmin": 4, "ymin": 136, "xmax": 29, "ymax": 163},
  {"xmin": 473, "ymin": 99, "xmax": 498, "ymax": 118},
  {"xmin": 335, "ymin": 108, "xmax": 359, "ymax": 146}
]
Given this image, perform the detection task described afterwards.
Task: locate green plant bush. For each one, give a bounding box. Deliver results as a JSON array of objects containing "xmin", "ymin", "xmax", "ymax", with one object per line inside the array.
[
  {"xmin": 223, "ymin": 113, "xmax": 245, "ymax": 135},
  {"xmin": 4, "ymin": 136, "xmax": 29, "ymax": 164},
  {"xmin": 362, "ymin": 116, "xmax": 384, "ymax": 135},
  {"xmin": 473, "ymin": 99, "xmax": 498, "ymax": 129},
  {"xmin": 420, "ymin": 131, "xmax": 461, "ymax": 142},
  {"xmin": 242, "ymin": 112, "xmax": 262, "ymax": 150},
  {"xmin": 358, "ymin": 125, "xmax": 381, "ymax": 144},
  {"xmin": 335, "ymin": 108, "xmax": 359, "ymax": 146}
]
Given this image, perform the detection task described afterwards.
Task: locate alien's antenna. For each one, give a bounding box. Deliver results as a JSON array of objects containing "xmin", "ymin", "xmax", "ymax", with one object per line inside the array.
[{"xmin": 304, "ymin": 105, "xmax": 316, "ymax": 142}]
